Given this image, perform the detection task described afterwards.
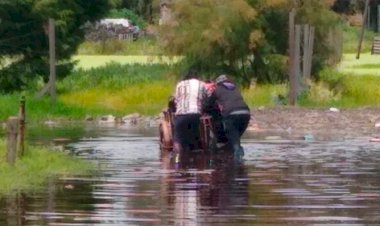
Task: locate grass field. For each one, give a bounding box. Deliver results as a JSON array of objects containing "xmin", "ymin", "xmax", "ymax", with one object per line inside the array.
[
  {"xmin": 73, "ymin": 55, "xmax": 180, "ymax": 69},
  {"xmin": 2, "ymin": 52, "xmax": 380, "ymax": 122},
  {"xmin": 337, "ymin": 53, "xmax": 380, "ymax": 75}
]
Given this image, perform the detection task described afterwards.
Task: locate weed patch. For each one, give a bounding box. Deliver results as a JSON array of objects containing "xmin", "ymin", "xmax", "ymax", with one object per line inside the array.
[{"xmin": 0, "ymin": 140, "xmax": 93, "ymax": 195}]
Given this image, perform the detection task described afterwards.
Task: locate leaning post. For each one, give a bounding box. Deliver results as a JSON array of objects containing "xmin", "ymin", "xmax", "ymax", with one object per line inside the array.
[
  {"xmin": 357, "ymin": 0, "xmax": 370, "ymax": 59},
  {"xmin": 6, "ymin": 117, "xmax": 19, "ymax": 166}
]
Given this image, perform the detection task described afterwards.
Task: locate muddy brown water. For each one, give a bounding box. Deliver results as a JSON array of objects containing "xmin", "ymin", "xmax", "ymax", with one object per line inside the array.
[{"xmin": 1, "ymin": 123, "xmax": 380, "ymax": 225}]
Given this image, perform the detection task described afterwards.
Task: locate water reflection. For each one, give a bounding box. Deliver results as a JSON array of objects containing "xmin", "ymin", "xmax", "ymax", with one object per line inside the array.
[
  {"xmin": 0, "ymin": 125, "xmax": 380, "ymax": 225},
  {"xmin": 0, "ymin": 194, "xmax": 26, "ymax": 226},
  {"xmin": 159, "ymin": 150, "xmax": 250, "ymax": 225}
]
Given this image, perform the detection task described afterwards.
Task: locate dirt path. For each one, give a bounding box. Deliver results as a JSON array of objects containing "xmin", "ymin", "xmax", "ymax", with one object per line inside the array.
[{"xmin": 248, "ymin": 107, "xmax": 380, "ymax": 137}]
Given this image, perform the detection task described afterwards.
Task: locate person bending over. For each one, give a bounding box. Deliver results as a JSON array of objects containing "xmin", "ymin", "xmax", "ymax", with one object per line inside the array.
[
  {"xmin": 173, "ymin": 69, "xmax": 207, "ymax": 152},
  {"xmin": 210, "ymin": 74, "xmax": 250, "ymax": 158}
]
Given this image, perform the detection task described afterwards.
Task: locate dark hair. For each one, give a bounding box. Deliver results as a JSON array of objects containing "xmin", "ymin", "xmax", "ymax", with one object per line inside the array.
[{"xmin": 182, "ymin": 68, "xmax": 199, "ymax": 80}]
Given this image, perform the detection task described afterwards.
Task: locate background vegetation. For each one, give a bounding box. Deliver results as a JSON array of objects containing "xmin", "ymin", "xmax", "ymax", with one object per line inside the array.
[
  {"xmin": 1, "ymin": 0, "xmax": 380, "ymax": 123},
  {"xmin": 0, "ymin": 0, "xmax": 115, "ymax": 91}
]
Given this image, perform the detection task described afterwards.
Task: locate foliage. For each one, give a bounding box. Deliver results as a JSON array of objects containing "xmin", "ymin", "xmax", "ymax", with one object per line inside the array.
[
  {"xmin": 158, "ymin": 0, "xmax": 260, "ymax": 87},
  {"xmin": 0, "ymin": 0, "xmax": 114, "ymax": 92},
  {"xmin": 299, "ymin": 68, "xmax": 380, "ymax": 107},
  {"xmin": 332, "ymin": 0, "xmax": 364, "ymax": 14},
  {"xmin": 0, "ymin": 139, "xmax": 93, "ymax": 195},
  {"xmin": 108, "ymin": 8, "xmax": 146, "ymax": 27},
  {"xmin": 3, "ymin": 51, "xmax": 380, "ymax": 123},
  {"xmin": 158, "ymin": 0, "xmax": 342, "ymax": 86},
  {"xmin": 294, "ymin": 0, "xmax": 342, "ymax": 74},
  {"xmin": 114, "ymin": 0, "xmax": 156, "ymax": 23},
  {"xmin": 342, "ymin": 25, "xmax": 376, "ymax": 53},
  {"xmin": 58, "ymin": 62, "xmax": 176, "ymax": 115},
  {"xmin": 59, "ymin": 62, "xmax": 174, "ymax": 91},
  {"xmin": 0, "ymin": 62, "xmax": 176, "ymax": 121}
]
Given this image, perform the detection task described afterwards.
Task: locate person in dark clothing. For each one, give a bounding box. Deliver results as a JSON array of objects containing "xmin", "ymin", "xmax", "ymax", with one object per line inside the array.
[
  {"xmin": 203, "ymin": 80, "xmax": 228, "ymax": 145},
  {"xmin": 209, "ymin": 74, "xmax": 250, "ymax": 158}
]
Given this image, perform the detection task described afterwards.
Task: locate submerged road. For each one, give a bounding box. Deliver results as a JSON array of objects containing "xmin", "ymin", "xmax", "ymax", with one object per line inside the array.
[{"xmin": 1, "ymin": 125, "xmax": 380, "ymax": 225}]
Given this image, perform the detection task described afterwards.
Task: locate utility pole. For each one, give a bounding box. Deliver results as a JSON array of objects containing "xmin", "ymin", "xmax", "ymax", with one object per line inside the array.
[{"xmin": 357, "ymin": 0, "xmax": 371, "ymax": 59}]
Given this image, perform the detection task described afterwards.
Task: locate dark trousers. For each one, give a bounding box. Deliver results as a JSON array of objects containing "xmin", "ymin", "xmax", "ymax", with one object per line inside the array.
[
  {"xmin": 174, "ymin": 114, "xmax": 201, "ymax": 151},
  {"xmin": 223, "ymin": 114, "xmax": 250, "ymax": 154}
]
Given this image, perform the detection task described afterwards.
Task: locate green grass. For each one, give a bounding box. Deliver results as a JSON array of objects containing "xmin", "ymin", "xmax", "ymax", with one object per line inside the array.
[
  {"xmin": 337, "ymin": 53, "xmax": 380, "ymax": 75},
  {"xmin": 342, "ymin": 25, "xmax": 376, "ymax": 53},
  {"xmin": 0, "ymin": 93, "xmax": 91, "ymax": 122},
  {"xmin": 299, "ymin": 68, "xmax": 380, "ymax": 107},
  {"xmin": 77, "ymin": 38, "xmax": 162, "ymax": 56},
  {"xmin": 0, "ymin": 140, "xmax": 94, "ymax": 195},
  {"xmin": 73, "ymin": 55, "xmax": 180, "ymax": 70},
  {"xmin": 3, "ymin": 50, "xmax": 380, "ymax": 123},
  {"xmin": 0, "ymin": 62, "xmax": 177, "ymax": 121},
  {"xmin": 243, "ymin": 84, "xmax": 287, "ymax": 107},
  {"xmin": 59, "ymin": 62, "xmax": 176, "ymax": 116},
  {"xmin": 60, "ymin": 81, "xmax": 174, "ymax": 115}
]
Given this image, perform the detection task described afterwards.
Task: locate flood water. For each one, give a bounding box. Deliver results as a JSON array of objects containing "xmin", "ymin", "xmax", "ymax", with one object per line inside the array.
[{"xmin": 1, "ymin": 123, "xmax": 380, "ymax": 225}]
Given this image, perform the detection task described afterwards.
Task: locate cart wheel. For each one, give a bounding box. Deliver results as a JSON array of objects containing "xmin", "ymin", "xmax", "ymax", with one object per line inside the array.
[
  {"xmin": 159, "ymin": 120, "xmax": 173, "ymax": 151},
  {"xmin": 200, "ymin": 116, "xmax": 216, "ymax": 153}
]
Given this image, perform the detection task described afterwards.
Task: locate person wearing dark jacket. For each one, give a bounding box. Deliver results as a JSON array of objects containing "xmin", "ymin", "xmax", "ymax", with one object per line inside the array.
[{"xmin": 209, "ymin": 74, "xmax": 250, "ymax": 158}]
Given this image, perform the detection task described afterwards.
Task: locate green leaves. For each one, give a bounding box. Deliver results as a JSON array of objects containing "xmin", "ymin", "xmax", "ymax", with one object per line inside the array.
[{"xmin": 0, "ymin": 0, "xmax": 113, "ymax": 92}]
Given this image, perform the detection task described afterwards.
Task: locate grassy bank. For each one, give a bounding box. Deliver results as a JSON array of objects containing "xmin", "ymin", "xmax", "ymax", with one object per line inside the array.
[
  {"xmin": 2, "ymin": 52, "xmax": 380, "ymax": 122},
  {"xmin": 0, "ymin": 62, "xmax": 176, "ymax": 121},
  {"xmin": 0, "ymin": 140, "xmax": 93, "ymax": 195},
  {"xmin": 299, "ymin": 68, "xmax": 380, "ymax": 107}
]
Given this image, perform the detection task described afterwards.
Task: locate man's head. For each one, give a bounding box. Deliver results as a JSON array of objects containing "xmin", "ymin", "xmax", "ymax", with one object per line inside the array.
[
  {"xmin": 215, "ymin": 74, "xmax": 228, "ymax": 84},
  {"xmin": 183, "ymin": 68, "xmax": 199, "ymax": 80}
]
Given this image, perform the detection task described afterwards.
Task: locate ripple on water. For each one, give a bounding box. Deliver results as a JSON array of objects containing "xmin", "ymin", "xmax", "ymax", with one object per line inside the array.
[{"xmin": 3, "ymin": 128, "xmax": 380, "ymax": 226}]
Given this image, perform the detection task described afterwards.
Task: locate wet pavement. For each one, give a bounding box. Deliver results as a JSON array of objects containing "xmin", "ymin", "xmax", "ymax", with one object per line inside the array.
[{"xmin": 1, "ymin": 124, "xmax": 380, "ymax": 225}]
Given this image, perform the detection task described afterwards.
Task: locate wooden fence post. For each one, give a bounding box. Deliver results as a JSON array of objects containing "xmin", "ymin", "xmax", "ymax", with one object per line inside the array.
[
  {"xmin": 295, "ymin": 25, "xmax": 301, "ymax": 97},
  {"xmin": 288, "ymin": 8, "xmax": 297, "ymax": 106},
  {"xmin": 49, "ymin": 18, "xmax": 56, "ymax": 105},
  {"xmin": 302, "ymin": 24, "xmax": 310, "ymax": 79},
  {"xmin": 18, "ymin": 96, "xmax": 26, "ymax": 157},
  {"xmin": 378, "ymin": 5, "xmax": 380, "ymax": 32},
  {"xmin": 6, "ymin": 117, "xmax": 19, "ymax": 166}
]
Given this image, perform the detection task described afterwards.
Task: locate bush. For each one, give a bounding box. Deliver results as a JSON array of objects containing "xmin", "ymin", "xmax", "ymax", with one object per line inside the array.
[
  {"xmin": 255, "ymin": 54, "xmax": 288, "ymax": 84},
  {"xmin": 300, "ymin": 68, "xmax": 380, "ymax": 107},
  {"xmin": 107, "ymin": 8, "xmax": 146, "ymax": 28},
  {"xmin": 58, "ymin": 62, "xmax": 173, "ymax": 92},
  {"xmin": 342, "ymin": 25, "xmax": 376, "ymax": 53}
]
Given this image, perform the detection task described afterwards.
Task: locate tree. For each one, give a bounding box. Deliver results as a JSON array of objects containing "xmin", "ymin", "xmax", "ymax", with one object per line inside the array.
[
  {"xmin": 294, "ymin": 0, "xmax": 341, "ymax": 73},
  {"xmin": 158, "ymin": 0, "xmax": 259, "ymax": 87},
  {"xmin": 158, "ymin": 0, "xmax": 341, "ymax": 86},
  {"xmin": 117, "ymin": 0, "xmax": 155, "ymax": 23},
  {"xmin": 0, "ymin": 0, "xmax": 113, "ymax": 92}
]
